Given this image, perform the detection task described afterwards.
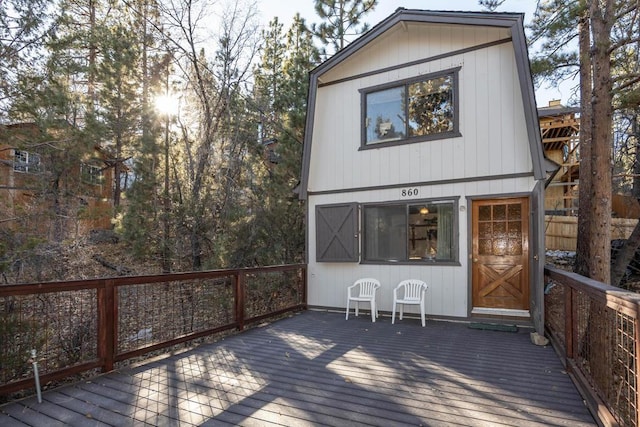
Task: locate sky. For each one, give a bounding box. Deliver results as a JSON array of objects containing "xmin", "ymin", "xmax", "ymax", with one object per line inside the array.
[{"xmin": 255, "ymin": 0, "xmax": 577, "ymax": 108}]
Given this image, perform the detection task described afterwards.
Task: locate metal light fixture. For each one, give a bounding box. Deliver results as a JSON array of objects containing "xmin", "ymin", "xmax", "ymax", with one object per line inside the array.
[{"xmin": 419, "ymin": 206, "xmax": 429, "ymax": 215}]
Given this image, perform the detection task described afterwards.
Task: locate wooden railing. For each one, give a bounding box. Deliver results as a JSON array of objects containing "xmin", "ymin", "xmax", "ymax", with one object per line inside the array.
[
  {"xmin": 545, "ymin": 266, "xmax": 640, "ymax": 426},
  {"xmin": 0, "ymin": 264, "xmax": 306, "ymax": 397}
]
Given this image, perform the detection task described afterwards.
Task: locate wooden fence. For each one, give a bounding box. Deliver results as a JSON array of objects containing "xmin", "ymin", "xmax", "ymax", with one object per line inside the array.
[
  {"xmin": 545, "ymin": 266, "xmax": 640, "ymax": 426},
  {"xmin": 545, "ymin": 215, "xmax": 638, "ymax": 251},
  {"xmin": 0, "ymin": 264, "xmax": 306, "ymax": 397}
]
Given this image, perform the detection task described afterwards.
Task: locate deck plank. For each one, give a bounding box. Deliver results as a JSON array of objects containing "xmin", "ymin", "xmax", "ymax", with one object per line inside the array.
[{"xmin": 1, "ymin": 311, "xmax": 596, "ymax": 426}]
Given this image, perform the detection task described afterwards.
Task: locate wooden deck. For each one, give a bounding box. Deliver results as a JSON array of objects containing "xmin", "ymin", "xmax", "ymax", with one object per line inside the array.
[{"xmin": 1, "ymin": 310, "xmax": 595, "ymax": 426}]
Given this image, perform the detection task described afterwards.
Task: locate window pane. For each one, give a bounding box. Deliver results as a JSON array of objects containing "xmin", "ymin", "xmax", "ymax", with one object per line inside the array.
[
  {"xmin": 14, "ymin": 150, "xmax": 40, "ymax": 173},
  {"xmin": 13, "ymin": 150, "xmax": 28, "ymax": 172},
  {"xmin": 364, "ymin": 205, "xmax": 407, "ymax": 261},
  {"xmin": 364, "ymin": 201, "xmax": 456, "ymax": 263},
  {"xmin": 408, "ymin": 75, "xmax": 453, "ymax": 136},
  {"xmin": 493, "ymin": 205, "xmax": 506, "ymax": 221},
  {"xmin": 365, "ymin": 87, "xmax": 406, "ymax": 144},
  {"xmin": 408, "ymin": 202, "xmax": 455, "ymax": 261}
]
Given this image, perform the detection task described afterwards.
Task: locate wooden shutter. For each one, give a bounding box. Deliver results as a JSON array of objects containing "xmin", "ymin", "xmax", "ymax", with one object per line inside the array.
[{"xmin": 316, "ymin": 203, "xmax": 359, "ymax": 262}]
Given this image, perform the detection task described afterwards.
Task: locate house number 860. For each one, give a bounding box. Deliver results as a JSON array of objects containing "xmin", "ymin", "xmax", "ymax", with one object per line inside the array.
[{"xmin": 401, "ymin": 188, "xmax": 419, "ymax": 197}]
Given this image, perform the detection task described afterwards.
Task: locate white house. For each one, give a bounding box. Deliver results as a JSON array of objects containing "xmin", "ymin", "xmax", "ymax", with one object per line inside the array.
[{"xmin": 299, "ymin": 9, "xmax": 551, "ymax": 334}]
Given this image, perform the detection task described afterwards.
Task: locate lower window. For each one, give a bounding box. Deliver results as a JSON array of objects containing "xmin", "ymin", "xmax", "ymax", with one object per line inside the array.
[{"xmin": 363, "ymin": 200, "xmax": 457, "ymax": 263}]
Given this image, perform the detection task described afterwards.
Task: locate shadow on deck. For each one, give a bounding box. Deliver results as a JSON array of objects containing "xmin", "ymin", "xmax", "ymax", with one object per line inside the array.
[{"xmin": 1, "ymin": 310, "xmax": 595, "ymax": 426}]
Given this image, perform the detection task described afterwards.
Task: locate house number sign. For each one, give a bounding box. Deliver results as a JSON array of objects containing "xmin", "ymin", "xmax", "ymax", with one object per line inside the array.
[{"xmin": 400, "ymin": 187, "xmax": 419, "ymax": 198}]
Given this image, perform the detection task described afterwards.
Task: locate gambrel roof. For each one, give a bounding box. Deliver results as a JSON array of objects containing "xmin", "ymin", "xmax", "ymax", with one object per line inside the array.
[{"xmin": 299, "ymin": 8, "xmax": 545, "ymax": 200}]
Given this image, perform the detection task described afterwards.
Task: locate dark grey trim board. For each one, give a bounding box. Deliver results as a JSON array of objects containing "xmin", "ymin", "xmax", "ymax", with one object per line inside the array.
[
  {"xmin": 306, "ymin": 172, "xmax": 534, "ymax": 197},
  {"xmin": 510, "ymin": 17, "xmax": 544, "ymax": 180},
  {"xmin": 358, "ymin": 131, "xmax": 463, "ymax": 151},
  {"xmin": 306, "ymin": 306, "xmax": 534, "ymax": 327},
  {"xmin": 300, "ymin": 72, "xmax": 319, "ymax": 201},
  {"xmin": 465, "ymin": 190, "xmax": 533, "ymax": 202},
  {"xmin": 360, "ymin": 197, "xmax": 460, "ymax": 264},
  {"xmin": 320, "ymin": 38, "xmax": 511, "ymax": 88},
  {"xmin": 531, "ymin": 180, "xmax": 546, "ymax": 335}
]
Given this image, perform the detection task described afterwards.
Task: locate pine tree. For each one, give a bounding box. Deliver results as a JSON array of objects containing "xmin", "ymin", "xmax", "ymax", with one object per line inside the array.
[
  {"xmin": 0, "ymin": 0, "xmax": 51, "ymax": 120},
  {"xmin": 117, "ymin": 0, "xmax": 166, "ymax": 263},
  {"xmin": 311, "ymin": 0, "xmax": 378, "ymax": 58},
  {"xmin": 529, "ymin": 0, "xmax": 640, "ymax": 284},
  {"xmin": 231, "ymin": 14, "xmax": 320, "ymax": 266},
  {"xmin": 478, "ymin": 0, "xmax": 505, "ymax": 11}
]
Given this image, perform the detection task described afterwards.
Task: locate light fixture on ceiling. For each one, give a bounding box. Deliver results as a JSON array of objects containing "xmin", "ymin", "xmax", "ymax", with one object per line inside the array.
[{"xmin": 419, "ymin": 207, "xmax": 429, "ymax": 215}]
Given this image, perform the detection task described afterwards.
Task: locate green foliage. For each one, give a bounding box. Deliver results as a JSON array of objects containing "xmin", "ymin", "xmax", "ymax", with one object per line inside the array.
[
  {"xmin": 311, "ymin": 0, "xmax": 378, "ymax": 57},
  {"xmin": 224, "ymin": 13, "xmax": 320, "ymax": 267},
  {"xmin": 527, "ymin": 0, "xmax": 586, "ymax": 91},
  {"xmin": 478, "ymin": 0, "xmax": 505, "ymax": 11},
  {"xmin": 0, "ymin": 0, "xmax": 51, "ymax": 120},
  {"xmin": 1, "ymin": 0, "xmax": 314, "ymax": 277}
]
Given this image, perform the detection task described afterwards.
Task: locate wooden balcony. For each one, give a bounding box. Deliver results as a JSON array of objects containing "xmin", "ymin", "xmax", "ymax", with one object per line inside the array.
[{"xmin": 1, "ymin": 312, "xmax": 595, "ymax": 425}]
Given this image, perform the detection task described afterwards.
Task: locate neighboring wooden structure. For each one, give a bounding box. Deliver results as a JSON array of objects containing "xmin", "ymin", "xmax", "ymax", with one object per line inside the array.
[
  {"xmin": 546, "ymin": 215, "xmax": 638, "ymax": 251},
  {"xmin": 539, "ymin": 100, "xmax": 580, "ymax": 216},
  {"xmin": 0, "ymin": 122, "xmax": 114, "ymax": 239},
  {"xmin": 539, "ymin": 101, "xmax": 640, "ymax": 250},
  {"xmin": 299, "ymin": 9, "xmax": 552, "ymax": 333}
]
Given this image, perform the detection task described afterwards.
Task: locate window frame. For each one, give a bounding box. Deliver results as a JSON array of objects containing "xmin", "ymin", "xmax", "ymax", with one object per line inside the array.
[
  {"xmin": 81, "ymin": 163, "xmax": 104, "ymax": 185},
  {"xmin": 13, "ymin": 150, "xmax": 42, "ymax": 173},
  {"xmin": 359, "ymin": 67, "xmax": 461, "ymax": 150},
  {"xmin": 361, "ymin": 198, "xmax": 460, "ymax": 265}
]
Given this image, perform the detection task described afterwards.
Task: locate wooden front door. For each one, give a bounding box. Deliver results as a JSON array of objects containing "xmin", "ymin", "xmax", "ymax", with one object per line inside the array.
[{"xmin": 472, "ymin": 198, "xmax": 529, "ymax": 310}]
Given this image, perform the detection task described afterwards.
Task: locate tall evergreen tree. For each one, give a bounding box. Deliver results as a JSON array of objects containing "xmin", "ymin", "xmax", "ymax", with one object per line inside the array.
[
  {"xmin": 0, "ymin": 0, "xmax": 51, "ymax": 120},
  {"xmin": 529, "ymin": 0, "xmax": 640, "ymax": 284},
  {"xmin": 117, "ymin": 0, "xmax": 166, "ymax": 262},
  {"xmin": 311, "ymin": 0, "xmax": 377, "ymax": 58},
  {"xmin": 231, "ymin": 14, "xmax": 319, "ymax": 266},
  {"xmin": 89, "ymin": 22, "xmax": 141, "ymax": 212}
]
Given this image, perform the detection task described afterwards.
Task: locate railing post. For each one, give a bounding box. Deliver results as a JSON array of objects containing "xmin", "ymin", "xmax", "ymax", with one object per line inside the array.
[
  {"xmin": 97, "ymin": 280, "xmax": 115, "ymax": 372},
  {"xmin": 564, "ymin": 285, "xmax": 574, "ymax": 360},
  {"xmin": 636, "ymin": 302, "xmax": 640, "ymax": 426},
  {"xmin": 236, "ymin": 272, "xmax": 245, "ymax": 331}
]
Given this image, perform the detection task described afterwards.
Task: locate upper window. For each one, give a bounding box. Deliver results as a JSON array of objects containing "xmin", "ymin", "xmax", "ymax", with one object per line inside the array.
[
  {"xmin": 361, "ymin": 68, "xmax": 460, "ymax": 148},
  {"xmin": 13, "ymin": 150, "xmax": 41, "ymax": 173},
  {"xmin": 362, "ymin": 200, "xmax": 458, "ymax": 264},
  {"xmin": 81, "ymin": 163, "xmax": 104, "ymax": 185}
]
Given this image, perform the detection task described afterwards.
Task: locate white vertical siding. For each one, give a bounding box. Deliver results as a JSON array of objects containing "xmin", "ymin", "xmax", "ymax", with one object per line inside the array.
[
  {"xmin": 307, "ymin": 176, "xmax": 536, "ymax": 318},
  {"xmin": 306, "ymin": 19, "xmax": 537, "ymax": 319},
  {"xmin": 307, "ymin": 26, "xmax": 531, "ymax": 195}
]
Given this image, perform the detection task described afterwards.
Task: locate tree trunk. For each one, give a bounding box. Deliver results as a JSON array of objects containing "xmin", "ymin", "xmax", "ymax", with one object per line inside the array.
[
  {"xmin": 574, "ymin": 7, "xmax": 593, "ymax": 277},
  {"xmin": 611, "ymin": 221, "xmax": 640, "ymax": 286},
  {"xmin": 610, "ymin": 112, "xmax": 640, "ymax": 287},
  {"xmin": 588, "ymin": 0, "xmax": 614, "ymax": 284}
]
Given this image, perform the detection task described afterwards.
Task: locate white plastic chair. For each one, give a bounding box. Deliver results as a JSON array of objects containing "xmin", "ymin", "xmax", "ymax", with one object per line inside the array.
[
  {"xmin": 345, "ymin": 278, "xmax": 381, "ymax": 322},
  {"xmin": 392, "ymin": 279, "xmax": 429, "ymax": 327}
]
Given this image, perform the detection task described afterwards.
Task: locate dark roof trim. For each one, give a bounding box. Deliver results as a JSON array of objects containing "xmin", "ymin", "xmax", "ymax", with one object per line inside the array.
[
  {"xmin": 538, "ymin": 106, "xmax": 580, "ymax": 117},
  {"xmin": 299, "ymin": 9, "xmax": 544, "ymax": 200}
]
